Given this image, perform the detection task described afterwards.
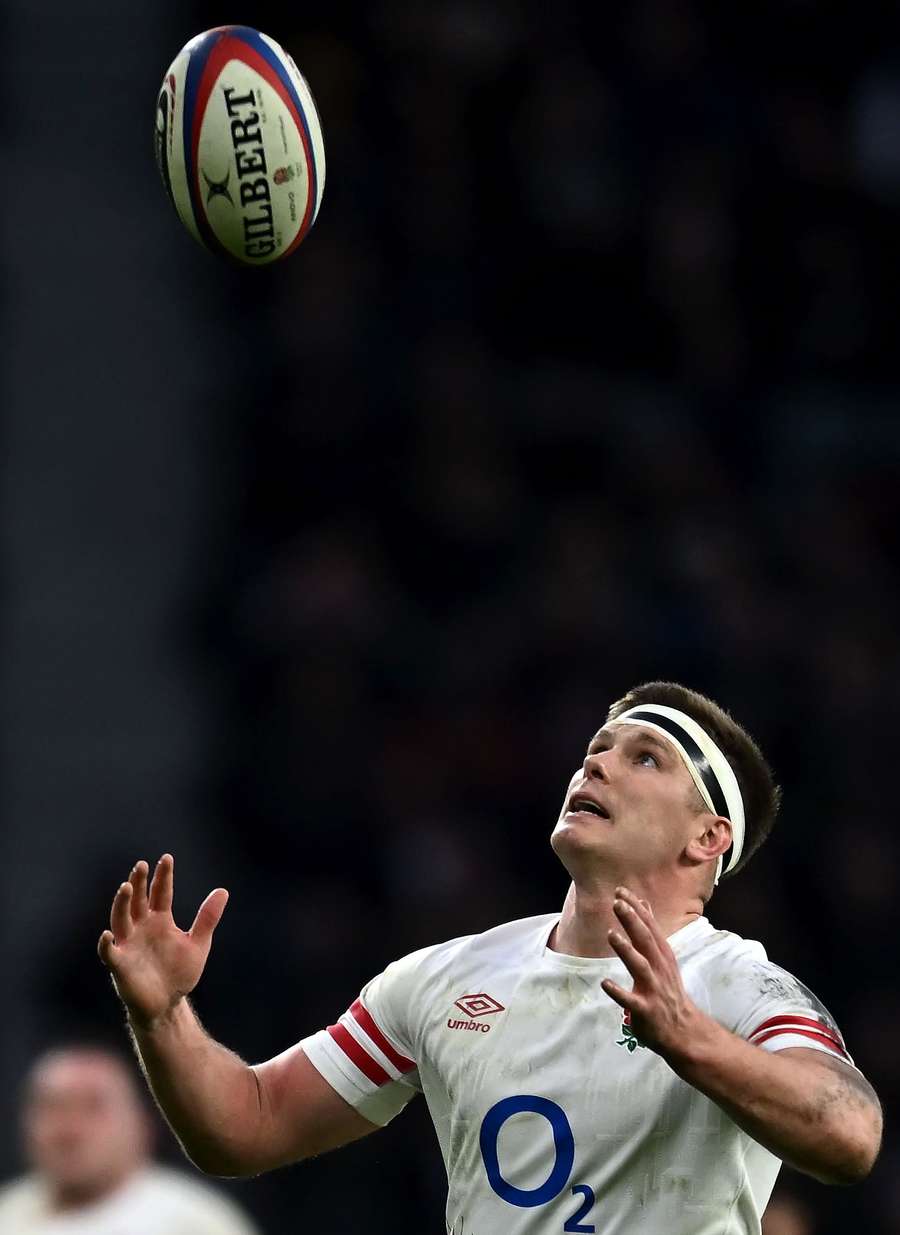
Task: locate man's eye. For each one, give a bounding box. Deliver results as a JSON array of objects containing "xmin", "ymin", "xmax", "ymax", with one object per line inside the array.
[{"xmin": 636, "ymin": 751, "xmax": 659, "ymax": 768}]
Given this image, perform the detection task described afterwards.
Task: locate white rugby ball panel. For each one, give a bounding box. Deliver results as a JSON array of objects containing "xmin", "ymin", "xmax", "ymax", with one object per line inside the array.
[
  {"xmin": 155, "ymin": 48, "xmax": 202, "ymax": 246},
  {"xmin": 154, "ymin": 25, "xmax": 325, "ymax": 264}
]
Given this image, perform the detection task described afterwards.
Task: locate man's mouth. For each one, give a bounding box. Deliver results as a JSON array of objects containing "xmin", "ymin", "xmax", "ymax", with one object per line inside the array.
[{"xmin": 566, "ymin": 795, "xmax": 610, "ymax": 820}]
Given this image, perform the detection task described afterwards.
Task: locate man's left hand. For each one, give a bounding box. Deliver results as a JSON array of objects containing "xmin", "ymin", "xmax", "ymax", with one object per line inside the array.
[{"xmin": 602, "ymin": 887, "xmax": 706, "ymax": 1060}]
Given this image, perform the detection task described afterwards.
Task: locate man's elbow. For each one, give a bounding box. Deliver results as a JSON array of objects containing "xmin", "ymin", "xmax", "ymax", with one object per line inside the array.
[
  {"xmin": 179, "ymin": 1139, "xmax": 266, "ymax": 1180},
  {"xmin": 820, "ymin": 1108, "xmax": 883, "ymax": 1186},
  {"xmin": 184, "ymin": 1136, "xmax": 313, "ymax": 1179}
]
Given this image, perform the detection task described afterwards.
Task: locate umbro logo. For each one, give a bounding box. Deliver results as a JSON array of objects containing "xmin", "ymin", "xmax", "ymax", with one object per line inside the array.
[
  {"xmin": 447, "ymin": 992, "xmax": 505, "ymax": 1033},
  {"xmin": 455, "ymin": 993, "xmax": 504, "ymax": 1018}
]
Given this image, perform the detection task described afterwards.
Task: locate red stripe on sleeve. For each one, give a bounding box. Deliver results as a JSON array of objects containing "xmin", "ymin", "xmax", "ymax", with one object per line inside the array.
[
  {"xmin": 749, "ymin": 1015, "xmax": 844, "ymax": 1048},
  {"xmin": 327, "ymin": 1023, "xmax": 390, "ymax": 1085},
  {"xmin": 350, "ymin": 999, "xmax": 415, "ymax": 1073},
  {"xmin": 751, "ymin": 1026, "xmax": 850, "ymax": 1059}
]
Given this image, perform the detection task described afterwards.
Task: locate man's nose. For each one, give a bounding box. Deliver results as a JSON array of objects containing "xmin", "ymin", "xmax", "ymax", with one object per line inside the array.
[{"xmin": 583, "ymin": 751, "xmax": 611, "ymax": 782}]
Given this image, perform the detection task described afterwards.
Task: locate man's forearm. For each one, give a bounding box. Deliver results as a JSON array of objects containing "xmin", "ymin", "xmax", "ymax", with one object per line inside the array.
[
  {"xmin": 663, "ymin": 1013, "xmax": 881, "ymax": 1185},
  {"xmin": 129, "ymin": 998, "xmax": 263, "ymax": 1176}
]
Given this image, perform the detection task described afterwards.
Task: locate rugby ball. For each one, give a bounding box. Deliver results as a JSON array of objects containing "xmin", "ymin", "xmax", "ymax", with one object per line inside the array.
[{"xmin": 154, "ymin": 26, "xmax": 325, "ymax": 264}]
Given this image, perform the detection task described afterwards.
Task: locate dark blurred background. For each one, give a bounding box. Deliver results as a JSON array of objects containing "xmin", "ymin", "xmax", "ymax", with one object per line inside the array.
[{"xmin": 3, "ymin": 0, "xmax": 900, "ymax": 1231}]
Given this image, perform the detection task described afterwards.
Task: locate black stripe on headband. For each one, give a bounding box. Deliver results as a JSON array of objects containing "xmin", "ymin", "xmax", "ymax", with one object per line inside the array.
[{"xmin": 626, "ymin": 709, "xmax": 731, "ymax": 824}]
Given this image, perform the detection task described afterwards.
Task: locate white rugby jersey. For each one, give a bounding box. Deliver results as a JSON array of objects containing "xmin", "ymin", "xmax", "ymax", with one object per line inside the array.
[
  {"xmin": 0, "ymin": 1165, "xmax": 260, "ymax": 1235},
  {"xmin": 302, "ymin": 914, "xmax": 853, "ymax": 1235}
]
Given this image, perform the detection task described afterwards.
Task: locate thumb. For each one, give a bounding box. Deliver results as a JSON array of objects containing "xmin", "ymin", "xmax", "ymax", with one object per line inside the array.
[
  {"xmin": 97, "ymin": 930, "xmax": 120, "ymax": 969},
  {"xmin": 188, "ymin": 888, "xmax": 229, "ymax": 948}
]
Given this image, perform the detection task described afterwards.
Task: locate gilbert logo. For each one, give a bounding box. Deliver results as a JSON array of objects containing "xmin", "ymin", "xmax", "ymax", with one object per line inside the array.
[
  {"xmin": 448, "ymin": 993, "xmax": 505, "ymax": 1033},
  {"xmin": 202, "ymin": 168, "xmax": 235, "ymax": 206}
]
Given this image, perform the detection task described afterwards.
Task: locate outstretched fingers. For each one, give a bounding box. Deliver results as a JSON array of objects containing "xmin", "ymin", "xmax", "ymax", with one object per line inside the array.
[
  {"xmin": 97, "ymin": 929, "xmax": 119, "ymax": 967},
  {"xmin": 130, "ymin": 860, "xmax": 150, "ymax": 920},
  {"xmin": 601, "ymin": 977, "xmax": 639, "ymax": 1013},
  {"xmin": 148, "ymin": 854, "xmax": 175, "ymax": 914},
  {"xmin": 613, "ymin": 894, "xmax": 663, "ymax": 964},
  {"xmin": 110, "ymin": 882, "xmax": 134, "ymax": 941},
  {"xmin": 616, "ymin": 888, "xmax": 668, "ymax": 948},
  {"xmin": 608, "ymin": 928, "xmax": 654, "ymax": 983},
  {"xmin": 189, "ymin": 888, "xmax": 229, "ymax": 949}
]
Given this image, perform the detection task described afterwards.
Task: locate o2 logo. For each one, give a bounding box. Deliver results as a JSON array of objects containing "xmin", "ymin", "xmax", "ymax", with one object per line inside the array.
[{"xmin": 479, "ymin": 1096, "xmax": 596, "ymax": 1232}]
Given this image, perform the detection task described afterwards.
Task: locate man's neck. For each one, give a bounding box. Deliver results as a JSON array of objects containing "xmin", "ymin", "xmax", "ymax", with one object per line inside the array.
[{"xmin": 549, "ymin": 879, "xmax": 703, "ymax": 958}]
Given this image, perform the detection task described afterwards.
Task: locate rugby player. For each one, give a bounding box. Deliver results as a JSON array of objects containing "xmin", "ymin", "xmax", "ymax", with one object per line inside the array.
[
  {"xmin": 98, "ymin": 681, "xmax": 882, "ymax": 1234},
  {"xmin": 0, "ymin": 1047, "xmax": 259, "ymax": 1234}
]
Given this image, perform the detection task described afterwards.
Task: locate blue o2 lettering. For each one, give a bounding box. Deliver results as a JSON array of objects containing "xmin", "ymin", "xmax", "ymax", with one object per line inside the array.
[
  {"xmin": 564, "ymin": 1184, "xmax": 596, "ymax": 1233},
  {"xmin": 479, "ymin": 1096, "xmax": 574, "ymax": 1206},
  {"xmin": 479, "ymin": 1096, "xmax": 595, "ymax": 1231}
]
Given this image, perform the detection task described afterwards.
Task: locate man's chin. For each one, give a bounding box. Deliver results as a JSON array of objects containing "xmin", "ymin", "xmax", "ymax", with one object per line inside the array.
[
  {"xmin": 39, "ymin": 1154, "xmax": 113, "ymax": 1191},
  {"xmin": 550, "ymin": 820, "xmax": 609, "ymax": 867}
]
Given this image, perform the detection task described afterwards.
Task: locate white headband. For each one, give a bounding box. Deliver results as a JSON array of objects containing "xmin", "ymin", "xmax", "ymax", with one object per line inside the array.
[{"xmin": 607, "ymin": 703, "xmax": 745, "ymax": 883}]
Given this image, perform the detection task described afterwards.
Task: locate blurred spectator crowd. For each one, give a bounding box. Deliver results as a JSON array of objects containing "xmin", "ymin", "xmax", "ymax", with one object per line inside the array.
[{"xmin": 22, "ymin": 2, "xmax": 900, "ymax": 1232}]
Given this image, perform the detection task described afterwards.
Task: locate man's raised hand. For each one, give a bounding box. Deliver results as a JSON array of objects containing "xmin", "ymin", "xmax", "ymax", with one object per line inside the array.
[
  {"xmin": 601, "ymin": 886, "xmax": 701, "ymax": 1060},
  {"xmin": 97, "ymin": 855, "xmax": 228, "ymax": 1029}
]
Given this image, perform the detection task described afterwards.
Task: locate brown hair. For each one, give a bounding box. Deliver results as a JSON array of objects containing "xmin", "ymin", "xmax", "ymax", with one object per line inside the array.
[{"xmin": 606, "ymin": 681, "xmax": 781, "ymax": 877}]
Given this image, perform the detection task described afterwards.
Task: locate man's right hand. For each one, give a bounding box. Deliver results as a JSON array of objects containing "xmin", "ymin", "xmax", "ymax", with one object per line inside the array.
[{"xmin": 98, "ymin": 854, "xmax": 229, "ymax": 1029}]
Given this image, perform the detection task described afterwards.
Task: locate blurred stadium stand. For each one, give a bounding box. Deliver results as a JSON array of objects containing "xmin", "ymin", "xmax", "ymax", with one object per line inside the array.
[{"xmin": 2, "ymin": 1, "xmax": 899, "ymax": 1231}]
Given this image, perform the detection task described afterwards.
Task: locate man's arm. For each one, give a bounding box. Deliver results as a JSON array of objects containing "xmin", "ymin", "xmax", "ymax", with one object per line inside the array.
[
  {"xmin": 99, "ymin": 856, "xmax": 378, "ymax": 1176},
  {"xmin": 603, "ymin": 888, "xmax": 882, "ymax": 1185},
  {"xmin": 663, "ymin": 1030, "xmax": 881, "ymax": 1184}
]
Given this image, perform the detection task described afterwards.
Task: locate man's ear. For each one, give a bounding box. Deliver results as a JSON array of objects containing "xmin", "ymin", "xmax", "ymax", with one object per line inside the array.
[{"xmin": 685, "ymin": 816, "xmax": 732, "ymax": 868}]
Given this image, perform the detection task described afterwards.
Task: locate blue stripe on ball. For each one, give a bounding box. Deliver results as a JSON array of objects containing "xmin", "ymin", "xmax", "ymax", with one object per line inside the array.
[
  {"xmin": 223, "ymin": 27, "xmax": 319, "ymax": 217},
  {"xmin": 182, "ymin": 28, "xmax": 230, "ymax": 256}
]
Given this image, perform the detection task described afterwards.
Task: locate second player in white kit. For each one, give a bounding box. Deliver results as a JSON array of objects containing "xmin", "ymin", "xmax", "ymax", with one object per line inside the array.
[{"xmin": 99, "ymin": 681, "xmax": 883, "ymax": 1235}]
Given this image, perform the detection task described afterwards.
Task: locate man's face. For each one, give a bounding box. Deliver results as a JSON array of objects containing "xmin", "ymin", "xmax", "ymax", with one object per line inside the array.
[
  {"xmin": 551, "ymin": 723, "xmax": 704, "ymax": 879},
  {"xmin": 23, "ymin": 1052, "xmax": 149, "ymax": 1200}
]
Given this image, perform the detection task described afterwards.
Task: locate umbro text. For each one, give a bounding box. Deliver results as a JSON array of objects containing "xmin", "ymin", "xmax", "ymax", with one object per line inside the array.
[{"xmin": 447, "ymin": 1018, "xmax": 491, "ymax": 1033}]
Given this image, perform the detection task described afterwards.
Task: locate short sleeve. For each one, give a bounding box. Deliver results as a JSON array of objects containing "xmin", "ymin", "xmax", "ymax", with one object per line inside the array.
[
  {"xmin": 300, "ymin": 950, "xmax": 426, "ymax": 1127},
  {"xmin": 715, "ymin": 949, "xmax": 854, "ymax": 1067}
]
